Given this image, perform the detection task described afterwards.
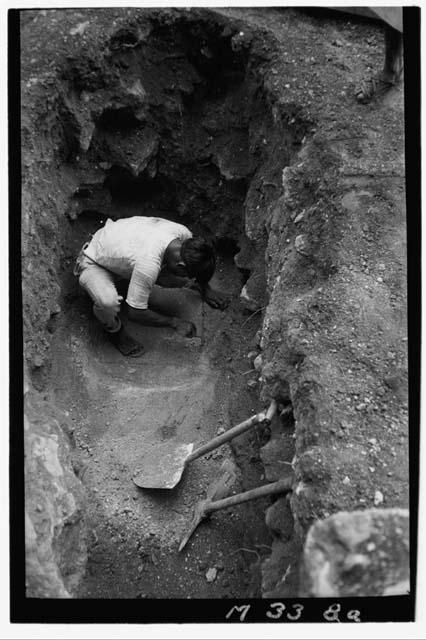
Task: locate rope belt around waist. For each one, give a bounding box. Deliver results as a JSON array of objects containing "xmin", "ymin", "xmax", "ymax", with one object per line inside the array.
[{"xmin": 74, "ymin": 242, "xmax": 127, "ymax": 280}]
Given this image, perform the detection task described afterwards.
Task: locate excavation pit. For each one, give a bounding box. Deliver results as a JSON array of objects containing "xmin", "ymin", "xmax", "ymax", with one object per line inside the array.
[
  {"xmin": 52, "ymin": 234, "xmax": 291, "ymax": 597},
  {"xmin": 36, "ymin": 9, "xmax": 303, "ymax": 598},
  {"xmin": 22, "ymin": 7, "xmax": 408, "ymax": 605}
]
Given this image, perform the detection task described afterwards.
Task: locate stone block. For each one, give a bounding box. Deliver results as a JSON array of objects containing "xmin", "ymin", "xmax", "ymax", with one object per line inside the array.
[
  {"xmin": 302, "ymin": 508, "xmax": 409, "ymax": 597},
  {"xmin": 25, "ymin": 391, "xmax": 87, "ymax": 597},
  {"xmin": 265, "ymin": 495, "xmax": 294, "ymax": 540}
]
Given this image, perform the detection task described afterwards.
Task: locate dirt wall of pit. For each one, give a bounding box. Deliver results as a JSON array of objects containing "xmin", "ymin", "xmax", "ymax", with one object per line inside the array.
[{"xmin": 20, "ymin": 7, "xmax": 408, "ymax": 598}]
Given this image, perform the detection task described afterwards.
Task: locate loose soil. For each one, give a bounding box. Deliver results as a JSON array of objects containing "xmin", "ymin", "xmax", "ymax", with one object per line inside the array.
[{"xmin": 50, "ymin": 214, "xmax": 273, "ymax": 598}]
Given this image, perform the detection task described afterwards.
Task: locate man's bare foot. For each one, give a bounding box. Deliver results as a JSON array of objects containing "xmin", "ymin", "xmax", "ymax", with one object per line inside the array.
[{"xmin": 109, "ymin": 326, "xmax": 145, "ymax": 357}]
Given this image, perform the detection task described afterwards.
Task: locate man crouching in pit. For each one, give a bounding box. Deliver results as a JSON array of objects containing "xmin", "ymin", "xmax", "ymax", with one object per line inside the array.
[{"xmin": 73, "ymin": 216, "xmax": 229, "ymax": 356}]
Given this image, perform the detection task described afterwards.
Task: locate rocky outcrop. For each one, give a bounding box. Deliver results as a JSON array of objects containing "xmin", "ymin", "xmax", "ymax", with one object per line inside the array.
[
  {"xmin": 25, "ymin": 390, "xmax": 87, "ymax": 597},
  {"xmin": 258, "ymin": 128, "xmax": 408, "ymax": 594},
  {"xmin": 262, "ymin": 494, "xmax": 302, "ymax": 597},
  {"xmin": 302, "ymin": 509, "xmax": 410, "ymax": 597},
  {"xmin": 225, "ymin": 8, "xmax": 409, "ymax": 597}
]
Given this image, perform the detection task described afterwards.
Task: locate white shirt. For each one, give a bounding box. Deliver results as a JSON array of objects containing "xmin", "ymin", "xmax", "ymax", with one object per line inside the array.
[{"xmin": 84, "ymin": 217, "xmax": 192, "ymax": 309}]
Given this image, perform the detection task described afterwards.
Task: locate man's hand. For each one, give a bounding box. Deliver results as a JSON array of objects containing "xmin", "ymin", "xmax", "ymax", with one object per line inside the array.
[
  {"xmin": 172, "ymin": 318, "xmax": 197, "ymax": 337},
  {"xmin": 203, "ymin": 286, "xmax": 229, "ymax": 310}
]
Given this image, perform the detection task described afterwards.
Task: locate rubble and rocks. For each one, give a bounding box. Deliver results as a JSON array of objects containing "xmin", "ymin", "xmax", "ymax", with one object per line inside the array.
[
  {"xmin": 205, "ymin": 567, "xmax": 218, "ymax": 582},
  {"xmin": 260, "ymin": 408, "xmax": 294, "ymax": 482},
  {"xmin": 302, "ymin": 509, "xmax": 410, "ymax": 597},
  {"xmin": 24, "ymin": 390, "xmax": 87, "ymax": 597}
]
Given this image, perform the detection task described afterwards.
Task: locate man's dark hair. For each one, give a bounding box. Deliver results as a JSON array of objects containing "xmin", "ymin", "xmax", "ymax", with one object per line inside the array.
[{"xmin": 181, "ymin": 237, "xmax": 216, "ymax": 288}]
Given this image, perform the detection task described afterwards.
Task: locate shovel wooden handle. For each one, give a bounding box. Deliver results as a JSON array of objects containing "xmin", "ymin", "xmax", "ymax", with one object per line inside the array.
[
  {"xmin": 205, "ymin": 475, "xmax": 293, "ymax": 514},
  {"xmin": 186, "ymin": 400, "xmax": 277, "ymax": 464}
]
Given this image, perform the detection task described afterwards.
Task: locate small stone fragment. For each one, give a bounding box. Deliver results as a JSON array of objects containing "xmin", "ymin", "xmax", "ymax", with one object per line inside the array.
[
  {"xmin": 374, "ymin": 490, "xmax": 384, "ymax": 506},
  {"xmin": 293, "ymin": 210, "xmax": 306, "ymax": 224},
  {"xmin": 240, "ymin": 284, "xmax": 262, "ymax": 312},
  {"xmin": 206, "ymin": 567, "xmax": 217, "ymax": 582},
  {"xmin": 33, "ymin": 355, "xmax": 44, "ymax": 368},
  {"xmin": 295, "ymin": 234, "xmax": 309, "ymax": 256},
  {"xmin": 383, "ymin": 579, "xmax": 410, "ymax": 596},
  {"xmin": 69, "ymin": 21, "xmax": 90, "ymax": 36},
  {"xmin": 342, "ymin": 553, "xmax": 369, "ymax": 572},
  {"xmin": 253, "ymin": 354, "xmax": 262, "ymax": 371}
]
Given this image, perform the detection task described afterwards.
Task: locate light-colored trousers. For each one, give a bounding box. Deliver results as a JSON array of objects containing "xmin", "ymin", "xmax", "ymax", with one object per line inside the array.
[{"xmin": 74, "ymin": 246, "xmax": 123, "ymax": 333}]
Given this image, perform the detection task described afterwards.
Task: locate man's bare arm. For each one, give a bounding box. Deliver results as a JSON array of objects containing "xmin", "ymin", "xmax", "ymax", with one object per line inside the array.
[
  {"xmin": 155, "ymin": 271, "xmax": 228, "ymax": 310},
  {"xmin": 127, "ymin": 306, "xmax": 196, "ymax": 337}
]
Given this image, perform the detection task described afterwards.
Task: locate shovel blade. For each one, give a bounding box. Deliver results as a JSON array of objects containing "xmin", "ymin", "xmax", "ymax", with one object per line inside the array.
[{"xmin": 132, "ymin": 442, "xmax": 195, "ymax": 489}]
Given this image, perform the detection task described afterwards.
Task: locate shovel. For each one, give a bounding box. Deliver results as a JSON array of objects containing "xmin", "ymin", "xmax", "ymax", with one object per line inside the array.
[
  {"xmin": 179, "ymin": 474, "xmax": 293, "ymax": 551},
  {"xmin": 132, "ymin": 400, "xmax": 277, "ymax": 490}
]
